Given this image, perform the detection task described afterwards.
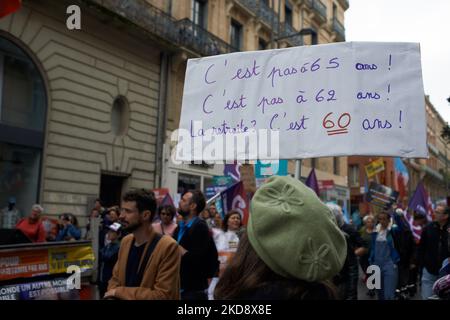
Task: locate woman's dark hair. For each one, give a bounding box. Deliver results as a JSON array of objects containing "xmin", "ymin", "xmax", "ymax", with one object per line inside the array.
[
  {"xmin": 378, "ymin": 211, "xmax": 391, "ymax": 219},
  {"xmin": 70, "ymin": 214, "xmax": 79, "ymax": 227},
  {"xmin": 122, "ymin": 189, "xmax": 157, "ymax": 220},
  {"xmin": 61, "ymin": 213, "xmax": 71, "ymax": 221},
  {"xmin": 61, "ymin": 213, "xmax": 78, "ymax": 227},
  {"xmin": 108, "ymin": 206, "xmax": 119, "ymax": 216},
  {"xmin": 214, "ymin": 231, "xmax": 338, "ymax": 300},
  {"xmin": 158, "ymin": 205, "xmax": 176, "ymax": 220},
  {"xmin": 222, "ymin": 210, "xmax": 242, "ymax": 232}
]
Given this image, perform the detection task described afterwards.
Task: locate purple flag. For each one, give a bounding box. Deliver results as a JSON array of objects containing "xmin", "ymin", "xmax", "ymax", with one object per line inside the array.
[
  {"xmin": 224, "ymin": 162, "xmax": 241, "ymax": 182},
  {"xmin": 408, "ymin": 182, "xmax": 429, "ymax": 216},
  {"xmin": 407, "ymin": 181, "xmax": 433, "ymax": 241},
  {"xmin": 305, "ymin": 168, "xmax": 320, "ymax": 197},
  {"xmin": 220, "ymin": 181, "xmax": 249, "ymax": 225}
]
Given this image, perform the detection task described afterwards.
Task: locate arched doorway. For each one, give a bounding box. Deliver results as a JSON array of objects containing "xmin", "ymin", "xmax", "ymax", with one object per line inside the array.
[{"xmin": 0, "ymin": 35, "xmax": 47, "ymax": 228}]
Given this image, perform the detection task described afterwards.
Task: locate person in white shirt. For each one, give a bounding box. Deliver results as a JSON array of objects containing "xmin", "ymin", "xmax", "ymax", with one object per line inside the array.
[
  {"xmin": 208, "ymin": 210, "xmax": 243, "ymax": 299},
  {"xmin": 1, "ymin": 197, "xmax": 20, "ymax": 229}
]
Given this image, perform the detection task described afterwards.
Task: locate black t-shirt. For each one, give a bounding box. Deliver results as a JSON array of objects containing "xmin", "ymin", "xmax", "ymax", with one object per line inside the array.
[{"xmin": 125, "ymin": 242, "xmax": 147, "ymax": 287}]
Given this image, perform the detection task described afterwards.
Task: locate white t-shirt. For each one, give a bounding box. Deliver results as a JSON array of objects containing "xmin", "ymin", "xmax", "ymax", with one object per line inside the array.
[
  {"xmin": 208, "ymin": 229, "xmax": 240, "ymax": 300},
  {"xmin": 1, "ymin": 207, "xmax": 20, "ymax": 229},
  {"xmin": 214, "ymin": 230, "xmax": 240, "ymax": 252}
]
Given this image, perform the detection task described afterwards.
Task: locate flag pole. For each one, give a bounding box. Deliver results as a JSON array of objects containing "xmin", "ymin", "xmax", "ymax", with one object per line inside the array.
[
  {"xmin": 206, "ymin": 191, "xmax": 222, "ymax": 205},
  {"xmin": 295, "ymin": 159, "xmax": 302, "ymax": 180}
]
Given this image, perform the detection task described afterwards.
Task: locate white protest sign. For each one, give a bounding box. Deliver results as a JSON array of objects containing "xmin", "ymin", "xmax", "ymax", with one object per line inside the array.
[{"xmin": 176, "ymin": 42, "xmax": 427, "ymax": 162}]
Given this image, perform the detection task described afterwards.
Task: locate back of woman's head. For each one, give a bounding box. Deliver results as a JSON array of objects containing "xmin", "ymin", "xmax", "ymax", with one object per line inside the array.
[
  {"xmin": 214, "ymin": 232, "xmax": 338, "ymax": 300},
  {"xmin": 246, "ymin": 176, "xmax": 347, "ymax": 283}
]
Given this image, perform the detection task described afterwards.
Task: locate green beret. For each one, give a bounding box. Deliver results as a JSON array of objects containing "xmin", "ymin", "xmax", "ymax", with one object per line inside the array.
[{"xmin": 247, "ymin": 175, "xmax": 347, "ymax": 282}]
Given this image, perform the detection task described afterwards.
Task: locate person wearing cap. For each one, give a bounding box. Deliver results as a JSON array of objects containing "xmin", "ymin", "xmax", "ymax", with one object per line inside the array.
[
  {"xmin": 1, "ymin": 197, "xmax": 20, "ymax": 229},
  {"xmin": 418, "ymin": 204, "xmax": 449, "ymax": 299},
  {"xmin": 214, "ymin": 176, "xmax": 347, "ymax": 299},
  {"xmin": 15, "ymin": 204, "xmax": 46, "ymax": 243},
  {"xmin": 368, "ymin": 211, "xmax": 401, "ymax": 300}
]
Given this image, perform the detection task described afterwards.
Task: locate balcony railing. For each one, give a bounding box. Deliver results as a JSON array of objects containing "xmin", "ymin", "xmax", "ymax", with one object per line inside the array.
[
  {"xmin": 428, "ymin": 143, "xmax": 440, "ymax": 157},
  {"xmin": 423, "ymin": 164, "xmax": 444, "ymax": 181},
  {"xmin": 177, "ymin": 19, "xmax": 239, "ymax": 56},
  {"xmin": 280, "ymin": 23, "xmax": 304, "ymax": 47},
  {"xmin": 236, "ymin": 0, "xmax": 279, "ymax": 31},
  {"xmin": 87, "ymin": 0, "xmax": 237, "ymax": 56},
  {"xmin": 312, "ymin": 0, "xmax": 327, "ymax": 22},
  {"xmin": 333, "ymin": 18, "xmax": 345, "ymax": 40},
  {"xmin": 91, "ymin": 0, "xmax": 180, "ymax": 44}
]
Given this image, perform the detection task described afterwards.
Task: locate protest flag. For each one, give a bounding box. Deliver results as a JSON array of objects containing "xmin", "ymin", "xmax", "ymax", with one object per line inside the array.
[
  {"xmin": 220, "ymin": 181, "xmax": 249, "ymax": 225},
  {"xmin": 0, "ymin": 0, "xmax": 21, "ymax": 18},
  {"xmin": 305, "ymin": 168, "xmax": 320, "ymax": 197}
]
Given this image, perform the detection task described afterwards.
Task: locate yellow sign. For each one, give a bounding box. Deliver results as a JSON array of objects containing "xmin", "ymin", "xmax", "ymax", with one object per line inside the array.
[
  {"xmin": 365, "ymin": 158, "xmax": 385, "ymax": 178},
  {"xmin": 48, "ymin": 245, "xmax": 94, "ymax": 274}
]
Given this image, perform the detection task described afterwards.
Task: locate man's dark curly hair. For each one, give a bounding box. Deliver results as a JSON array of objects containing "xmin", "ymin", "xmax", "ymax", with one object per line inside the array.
[{"xmin": 122, "ymin": 189, "xmax": 157, "ymax": 220}]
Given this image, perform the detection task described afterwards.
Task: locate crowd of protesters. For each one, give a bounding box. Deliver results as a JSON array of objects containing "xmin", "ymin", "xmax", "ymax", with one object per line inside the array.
[{"xmin": 1, "ymin": 175, "xmax": 449, "ymax": 300}]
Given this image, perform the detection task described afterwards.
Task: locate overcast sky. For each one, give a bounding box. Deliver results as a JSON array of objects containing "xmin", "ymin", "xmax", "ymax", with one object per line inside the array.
[{"xmin": 345, "ymin": 0, "xmax": 450, "ymax": 123}]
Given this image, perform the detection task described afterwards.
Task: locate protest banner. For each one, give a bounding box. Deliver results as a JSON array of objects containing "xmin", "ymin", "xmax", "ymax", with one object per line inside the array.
[
  {"xmin": 0, "ymin": 249, "xmax": 49, "ymax": 281},
  {"xmin": 365, "ymin": 158, "xmax": 385, "ymax": 178},
  {"xmin": 49, "ymin": 245, "xmax": 94, "ymax": 274},
  {"xmin": 205, "ymin": 176, "xmax": 232, "ymax": 200},
  {"xmin": 366, "ymin": 181, "xmax": 399, "ymax": 210},
  {"xmin": 255, "ymin": 160, "xmax": 288, "ymax": 177},
  {"xmin": 0, "ymin": 277, "xmax": 80, "ymax": 300},
  {"xmin": 176, "ymin": 42, "xmax": 427, "ymax": 161}
]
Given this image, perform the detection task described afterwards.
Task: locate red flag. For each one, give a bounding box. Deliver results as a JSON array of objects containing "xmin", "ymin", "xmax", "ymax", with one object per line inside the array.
[
  {"xmin": 220, "ymin": 181, "xmax": 249, "ymax": 225},
  {"xmin": 0, "ymin": 0, "xmax": 21, "ymax": 19}
]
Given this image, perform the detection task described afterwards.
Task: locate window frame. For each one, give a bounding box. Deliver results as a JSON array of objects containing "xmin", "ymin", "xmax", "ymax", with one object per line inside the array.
[
  {"xmin": 192, "ymin": 0, "xmax": 208, "ymax": 29},
  {"xmin": 0, "ymin": 53, "xmax": 3, "ymax": 117},
  {"xmin": 0, "ymin": 37, "xmax": 47, "ymax": 149},
  {"xmin": 285, "ymin": 2, "xmax": 293, "ymax": 26},
  {"xmin": 230, "ymin": 19, "xmax": 243, "ymax": 50},
  {"xmin": 349, "ymin": 164, "xmax": 360, "ymax": 187}
]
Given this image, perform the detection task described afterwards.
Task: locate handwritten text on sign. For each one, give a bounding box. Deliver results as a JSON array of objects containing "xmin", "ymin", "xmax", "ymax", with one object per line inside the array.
[{"xmin": 177, "ymin": 42, "xmax": 427, "ymax": 161}]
